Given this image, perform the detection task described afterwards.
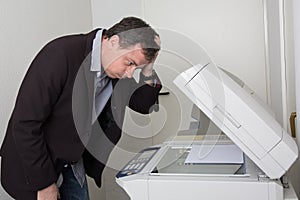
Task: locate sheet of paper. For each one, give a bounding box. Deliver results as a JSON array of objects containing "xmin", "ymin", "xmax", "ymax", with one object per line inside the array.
[{"xmin": 185, "ymin": 144, "xmax": 244, "ymax": 164}]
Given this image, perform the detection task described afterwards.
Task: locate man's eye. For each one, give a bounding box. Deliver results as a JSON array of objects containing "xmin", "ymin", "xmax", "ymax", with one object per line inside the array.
[{"xmin": 128, "ymin": 61, "xmax": 134, "ymax": 66}]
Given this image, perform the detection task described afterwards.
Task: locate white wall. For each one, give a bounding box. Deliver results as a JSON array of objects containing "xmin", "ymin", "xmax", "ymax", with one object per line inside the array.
[
  {"xmin": 91, "ymin": 0, "xmax": 143, "ymax": 28},
  {"xmin": 0, "ymin": 1, "xmax": 92, "ymax": 199},
  {"xmin": 142, "ymin": 0, "xmax": 269, "ymax": 145},
  {"xmin": 265, "ymin": 0, "xmax": 286, "ymax": 126},
  {"xmin": 294, "ymin": 0, "xmax": 300, "ymax": 146},
  {"xmin": 293, "ymin": 0, "xmax": 300, "ymax": 196},
  {"xmin": 279, "ymin": 0, "xmax": 299, "ymax": 196},
  {"xmin": 285, "ymin": 0, "xmax": 296, "ymax": 131},
  {"xmin": 144, "ymin": 0, "xmax": 267, "ymax": 100}
]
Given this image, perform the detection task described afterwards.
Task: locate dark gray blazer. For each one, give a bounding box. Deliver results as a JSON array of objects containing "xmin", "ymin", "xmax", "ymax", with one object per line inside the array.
[{"xmin": 0, "ymin": 29, "xmax": 161, "ymax": 199}]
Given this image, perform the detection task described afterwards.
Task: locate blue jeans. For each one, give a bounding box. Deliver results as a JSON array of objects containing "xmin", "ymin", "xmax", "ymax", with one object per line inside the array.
[{"xmin": 59, "ymin": 165, "xmax": 90, "ymax": 200}]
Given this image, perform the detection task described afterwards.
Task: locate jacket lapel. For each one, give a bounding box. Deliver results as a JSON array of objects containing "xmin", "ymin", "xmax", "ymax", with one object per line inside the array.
[
  {"xmin": 82, "ymin": 29, "xmax": 102, "ymax": 125},
  {"xmin": 83, "ymin": 57, "xmax": 95, "ymax": 125}
]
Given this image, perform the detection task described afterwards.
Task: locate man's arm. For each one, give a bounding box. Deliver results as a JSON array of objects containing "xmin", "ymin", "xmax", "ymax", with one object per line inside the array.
[
  {"xmin": 129, "ymin": 41, "xmax": 162, "ymax": 114},
  {"xmin": 140, "ymin": 35, "xmax": 161, "ymax": 87},
  {"xmin": 11, "ymin": 41, "xmax": 68, "ymax": 191}
]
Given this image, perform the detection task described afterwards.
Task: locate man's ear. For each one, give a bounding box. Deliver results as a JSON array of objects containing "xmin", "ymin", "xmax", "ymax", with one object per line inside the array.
[{"xmin": 109, "ymin": 35, "xmax": 120, "ymax": 48}]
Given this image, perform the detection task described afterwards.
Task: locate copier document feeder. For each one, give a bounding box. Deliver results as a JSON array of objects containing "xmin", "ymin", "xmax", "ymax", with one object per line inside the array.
[{"xmin": 116, "ymin": 63, "xmax": 298, "ymax": 200}]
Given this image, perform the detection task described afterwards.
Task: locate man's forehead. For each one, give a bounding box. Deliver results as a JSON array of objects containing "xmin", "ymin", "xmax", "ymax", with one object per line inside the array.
[{"xmin": 127, "ymin": 47, "xmax": 148, "ymax": 66}]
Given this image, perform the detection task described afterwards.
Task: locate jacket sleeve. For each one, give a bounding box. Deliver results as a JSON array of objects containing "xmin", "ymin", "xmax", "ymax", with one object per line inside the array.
[
  {"xmin": 128, "ymin": 72, "xmax": 162, "ymax": 114},
  {"xmin": 11, "ymin": 41, "xmax": 68, "ymax": 191}
]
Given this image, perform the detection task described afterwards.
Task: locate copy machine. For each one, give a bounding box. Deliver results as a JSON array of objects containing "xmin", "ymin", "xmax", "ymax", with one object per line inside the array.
[{"xmin": 116, "ymin": 63, "xmax": 299, "ymax": 200}]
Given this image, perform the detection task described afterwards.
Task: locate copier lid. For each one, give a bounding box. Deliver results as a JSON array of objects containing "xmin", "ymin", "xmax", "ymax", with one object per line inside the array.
[{"xmin": 173, "ymin": 63, "xmax": 298, "ymax": 179}]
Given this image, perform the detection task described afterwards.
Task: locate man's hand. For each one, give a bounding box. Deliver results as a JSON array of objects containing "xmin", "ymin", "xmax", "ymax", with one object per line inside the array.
[
  {"xmin": 141, "ymin": 62, "xmax": 155, "ymax": 76},
  {"xmin": 141, "ymin": 35, "xmax": 160, "ymax": 85},
  {"xmin": 37, "ymin": 183, "xmax": 60, "ymax": 200}
]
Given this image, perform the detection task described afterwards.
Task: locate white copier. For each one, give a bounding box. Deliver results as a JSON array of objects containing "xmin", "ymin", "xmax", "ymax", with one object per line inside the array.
[{"xmin": 116, "ymin": 63, "xmax": 299, "ymax": 200}]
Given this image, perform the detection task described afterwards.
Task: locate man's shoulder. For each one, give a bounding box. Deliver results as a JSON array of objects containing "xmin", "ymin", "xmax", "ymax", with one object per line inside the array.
[
  {"xmin": 39, "ymin": 28, "xmax": 103, "ymax": 56},
  {"xmin": 49, "ymin": 28, "xmax": 102, "ymax": 46}
]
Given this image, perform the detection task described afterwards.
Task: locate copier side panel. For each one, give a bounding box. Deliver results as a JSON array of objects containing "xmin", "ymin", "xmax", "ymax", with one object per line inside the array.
[{"xmin": 148, "ymin": 177, "xmax": 281, "ymax": 200}]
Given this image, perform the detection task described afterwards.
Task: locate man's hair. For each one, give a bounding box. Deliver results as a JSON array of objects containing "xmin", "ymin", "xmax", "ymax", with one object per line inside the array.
[{"xmin": 105, "ymin": 17, "xmax": 160, "ymax": 62}]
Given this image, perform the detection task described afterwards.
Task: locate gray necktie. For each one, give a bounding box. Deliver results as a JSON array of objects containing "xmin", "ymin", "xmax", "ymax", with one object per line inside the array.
[{"xmin": 92, "ymin": 74, "xmax": 112, "ymax": 123}]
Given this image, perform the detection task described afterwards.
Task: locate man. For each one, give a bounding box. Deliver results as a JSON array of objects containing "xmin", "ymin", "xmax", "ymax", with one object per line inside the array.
[{"xmin": 0, "ymin": 17, "xmax": 161, "ymax": 199}]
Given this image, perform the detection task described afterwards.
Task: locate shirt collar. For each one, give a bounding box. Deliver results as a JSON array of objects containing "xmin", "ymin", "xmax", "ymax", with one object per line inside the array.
[{"xmin": 90, "ymin": 29, "xmax": 106, "ymax": 78}]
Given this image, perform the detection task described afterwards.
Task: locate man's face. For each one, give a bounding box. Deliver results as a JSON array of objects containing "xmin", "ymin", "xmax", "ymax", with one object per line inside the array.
[{"xmin": 102, "ymin": 35, "xmax": 148, "ymax": 79}]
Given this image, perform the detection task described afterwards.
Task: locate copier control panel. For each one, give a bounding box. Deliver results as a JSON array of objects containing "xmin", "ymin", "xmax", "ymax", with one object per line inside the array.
[{"xmin": 116, "ymin": 147, "xmax": 160, "ymax": 178}]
